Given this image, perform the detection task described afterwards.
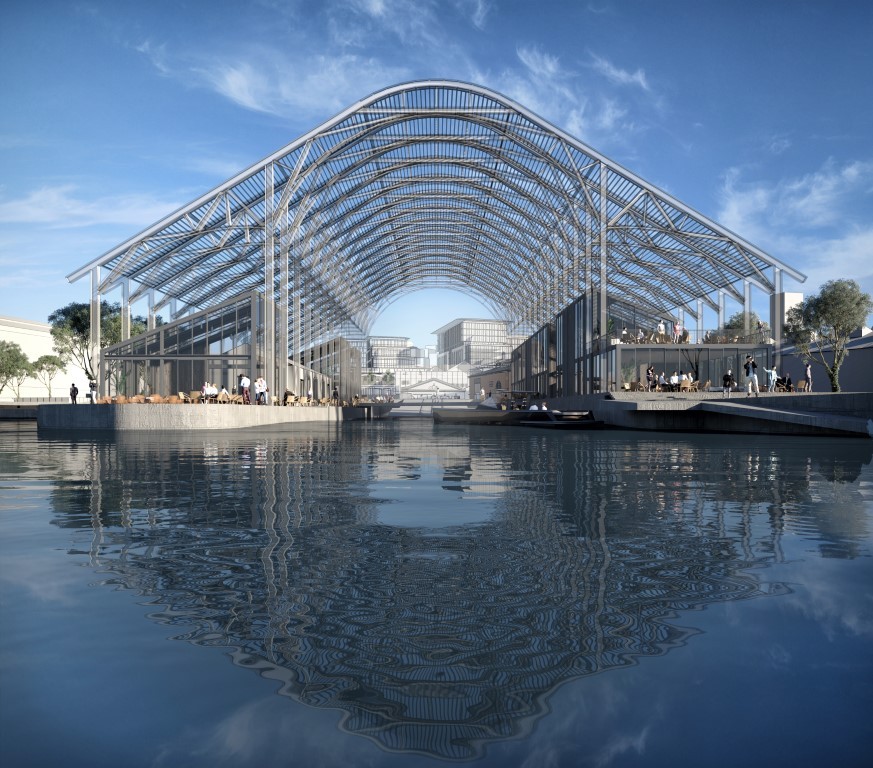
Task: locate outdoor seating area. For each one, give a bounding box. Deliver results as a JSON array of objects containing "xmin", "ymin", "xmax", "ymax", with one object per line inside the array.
[
  {"xmin": 87, "ymin": 392, "xmax": 372, "ymax": 407},
  {"xmin": 612, "ymin": 327, "xmax": 772, "ymax": 346},
  {"xmin": 621, "ymin": 379, "xmax": 711, "ymax": 393}
]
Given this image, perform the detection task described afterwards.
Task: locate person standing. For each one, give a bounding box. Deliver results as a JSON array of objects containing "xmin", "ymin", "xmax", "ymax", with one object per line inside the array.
[
  {"xmin": 722, "ymin": 369, "xmax": 736, "ymax": 398},
  {"xmin": 240, "ymin": 373, "xmax": 251, "ymax": 404},
  {"xmin": 744, "ymin": 355, "xmax": 759, "ymax": 397},
  {"xmin": 767, "ymin": 365, "xmax": 778, "ymax": 392},
  {"xmin": 804, "ymin": 361, "xmax": 813, "ymax": 392},
  {"xmin": 69, "ymin": 383, "xmax": 79, "ymax": 404},
  {"xmin": 88, "ymin": 379, "xmax": 97, "ymax": 403},
  {"xmin": 254, "ymin": 376, "xmax": 267, "ymax": 405}
]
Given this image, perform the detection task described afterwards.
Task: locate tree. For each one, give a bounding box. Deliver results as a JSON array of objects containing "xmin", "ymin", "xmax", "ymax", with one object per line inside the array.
[
  {"xmin": 784, "ymin": 279, "xmax": 873, "ymax": 392},
  {"xmin": 0, "ymin": 341, "xmax": 31, "ymax": 398},
  {"xmin": 33, "ymin": 354, "xmax": 67, "ymax": 397},
  {"xmin": 48, "ymin": 301, "xmax": 149, "ymax": 381},
  {"xmin": 723, "ymin": 310, "xmax": 768, "ymax": 331}
]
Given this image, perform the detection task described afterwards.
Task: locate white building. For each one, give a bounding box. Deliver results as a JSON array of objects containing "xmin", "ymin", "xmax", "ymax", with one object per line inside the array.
[
  {"xmin": 433, "ymin": 318, "xmax": 524, "ymax": 369},
  {"xmin": 0, "ymin": 316, "xmax": 80, "ymax": 403}
]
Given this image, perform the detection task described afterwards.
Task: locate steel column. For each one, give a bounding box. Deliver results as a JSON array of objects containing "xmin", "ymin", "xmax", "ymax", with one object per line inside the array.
[{"xmin": 89, "ymin": 267, "xmax": 101, "ymax": 393}]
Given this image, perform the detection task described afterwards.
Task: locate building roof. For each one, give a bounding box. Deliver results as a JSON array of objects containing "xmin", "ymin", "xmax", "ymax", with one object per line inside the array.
[{"xmin": 68, "ymin": 80, "xmax": 805, "ymax": 348}]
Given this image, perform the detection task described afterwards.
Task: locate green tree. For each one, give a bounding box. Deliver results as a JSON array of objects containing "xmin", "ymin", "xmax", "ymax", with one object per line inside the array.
[
  {"xmin": 33, "ymin": 354, "xmax": 67, "ymax": 397},
  {"xmin": 0, "ymin": 341, "xmax": 31, "ymax": 398},
  {"xmin": 784, "ymin": 279, "xmax": 873, "ymax": 392},
  {"xmin": 48, "ymin": 301, "xmax": 149, "ymax": 381}
]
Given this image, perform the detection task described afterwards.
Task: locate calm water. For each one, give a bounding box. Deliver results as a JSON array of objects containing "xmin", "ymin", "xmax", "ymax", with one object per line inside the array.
[{"xmin": 1, "ymin": 420, "xmax": 872, "ymax": 768}]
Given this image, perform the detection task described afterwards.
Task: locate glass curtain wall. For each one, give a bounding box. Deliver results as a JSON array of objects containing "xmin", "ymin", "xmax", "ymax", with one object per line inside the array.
[{"xmin": 102, "ymin": 293, "xmax": 259, "ymax": 398}]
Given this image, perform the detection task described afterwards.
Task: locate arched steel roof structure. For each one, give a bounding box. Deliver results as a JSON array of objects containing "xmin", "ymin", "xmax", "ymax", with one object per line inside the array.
[{"xmin": 68, "ymin": 79, "xmax": 804, "ymax": 358}]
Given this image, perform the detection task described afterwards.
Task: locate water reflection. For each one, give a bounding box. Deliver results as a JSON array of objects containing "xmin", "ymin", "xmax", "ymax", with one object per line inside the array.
[{"xmin": 41, "ymin": 424, "xmax": 873, "ymax": 760}]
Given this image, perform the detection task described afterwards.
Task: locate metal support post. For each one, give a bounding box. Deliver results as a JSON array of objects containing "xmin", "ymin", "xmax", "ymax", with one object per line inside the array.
[
  {"xmin": 121, "ymin": 279, "xmax": 131, "ymax": 341},
  {"xmin": 263, "ymin": 163, "xmax": 275, "ymax": 392},
  {"xmin": 599, "ymin": 163, "xmax": 609, "ymax": 392},
  {"xmin": 89, "ymin": 267, "xmax": 101, "ymax": 394}
]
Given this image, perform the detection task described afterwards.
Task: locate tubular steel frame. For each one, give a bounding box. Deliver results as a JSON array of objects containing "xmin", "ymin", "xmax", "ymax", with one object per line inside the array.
[{"xmin": 68, "ymin": 80, "xmax": 805, "ymax": 395}]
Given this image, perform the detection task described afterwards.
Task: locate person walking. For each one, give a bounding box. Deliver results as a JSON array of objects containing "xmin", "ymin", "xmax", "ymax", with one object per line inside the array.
[
  {"xmin": 722, "ymin": 369, "xmax": 735, "ymax": 398},
  {"xmin": 804, "ymin": 361, "xmax": 813, "ymax": 392},
  {"xmin": 69, "ymin": 383, "xmax": 79, "ymax": 404},
  {"xmin": 743, "ymin": 356, "xmax": 759, "ymax": 397}
]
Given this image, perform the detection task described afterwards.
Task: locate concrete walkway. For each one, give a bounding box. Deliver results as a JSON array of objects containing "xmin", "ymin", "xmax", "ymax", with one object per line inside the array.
[{"xmin": 549, "ymin": 391, "xmax": 873, "ymax": 438}]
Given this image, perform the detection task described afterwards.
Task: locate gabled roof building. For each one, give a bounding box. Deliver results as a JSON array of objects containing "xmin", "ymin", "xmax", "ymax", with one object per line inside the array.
[{"xmin": 68, "ymin": 81, "xmax": 805, "ymax": 399}]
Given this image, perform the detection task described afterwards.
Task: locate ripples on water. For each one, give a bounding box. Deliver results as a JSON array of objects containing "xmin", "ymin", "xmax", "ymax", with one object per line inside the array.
[{"xmin": 1, "ymin": 420, "xmax": 872, "ymax": 764}]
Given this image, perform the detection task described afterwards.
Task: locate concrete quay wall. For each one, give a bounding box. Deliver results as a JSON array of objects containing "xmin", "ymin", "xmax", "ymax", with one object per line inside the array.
[
  {"xmin": 549, "ymin": 391, "xmax": 873, "ymax": 438},
  {"xmin": 36, "ymin": 403, "xmax": 393, "ymax": 431},
  {"xmin": 0, "ymin": 405, "xmax": 38, "ymax": 420}
]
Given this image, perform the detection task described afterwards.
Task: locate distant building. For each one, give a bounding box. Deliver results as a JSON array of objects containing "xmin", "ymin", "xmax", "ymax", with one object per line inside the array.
[
  {"xmin": 468, "ymin": 362, "xmax": 512, "ymax": 400},
  {"xmin": 366, "ymin": 336, "xmax": 427, "ymax": 369},
  {"xmin": 433, "ymin": 319, "xmax": 524, "ymax": 369},
  {"xmin": 402, "ymin": 376, "xmax": 467, "ymax": 399},
  {"xmin": 0, "ymin": 316, "xmax": 79, "ymax": 403}
]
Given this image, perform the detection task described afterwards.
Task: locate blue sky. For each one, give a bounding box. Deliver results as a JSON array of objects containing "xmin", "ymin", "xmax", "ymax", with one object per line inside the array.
[{"xmin": 1, "ymin": 0, "xmax": 871, "ymax": 347}]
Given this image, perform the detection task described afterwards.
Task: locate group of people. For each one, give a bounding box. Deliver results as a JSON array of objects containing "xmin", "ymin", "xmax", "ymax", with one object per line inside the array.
[
  {"xmin": 69, "ymin": 380, "xmax": 98, "ymax": 404},
  {"xmin": 192, "ymin": 375, "xmax": 270, "ymax": 404},
  {"xmin": 644, "ymin": 365, "xmax": 694, "ymax": 391},
  {"xmin": 618, "ymin": 320, "xmax": 688, "ymax": 344},
  {"xmin": 721, "ymin": 358, "xmax": 812, "ymax": 398},
  {"xmin": 235, "ymin": 375, "xmax": 269, "ymax": 404}
]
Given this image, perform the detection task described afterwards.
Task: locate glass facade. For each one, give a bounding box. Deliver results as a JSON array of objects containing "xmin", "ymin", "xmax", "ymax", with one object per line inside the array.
[
  {"xmin": 512, "ymin": 295, "xmax": 773, "ymax": 396},
  {"xmin": 103, "ymin": 293, "xmax": 258, "ymax": 398},
  {"xmin": 435, "ymin": 319, "xmax": 520, "ymax": 368},
  {"xmin": 102, "ymin": 292, "xmax": 361, "ymax": 402}
]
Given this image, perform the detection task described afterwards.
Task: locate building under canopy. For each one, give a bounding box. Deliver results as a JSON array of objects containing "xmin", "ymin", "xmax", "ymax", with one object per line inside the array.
[{"xmin": 67, "ymin": 80, "xmax": 805, "ymax": 399}]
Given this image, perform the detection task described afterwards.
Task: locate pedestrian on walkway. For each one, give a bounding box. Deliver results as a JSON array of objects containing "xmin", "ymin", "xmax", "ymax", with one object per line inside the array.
[
  {"xmin": 743, "ymin": 356, "xmax": 759, "ymax": 397},
  {"xmin": 722, "ymin": 369, "xmax": 735, "ymax": 398}
]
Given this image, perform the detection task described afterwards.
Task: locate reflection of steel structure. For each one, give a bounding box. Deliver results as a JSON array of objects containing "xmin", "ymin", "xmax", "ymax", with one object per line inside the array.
[
  {"xmin": 67, "ymin": 81, "xmax": 804, "ymax": 397},
  {"xmin": 53, "ymin": 428, "xmax": 840, "ymax": 760}
]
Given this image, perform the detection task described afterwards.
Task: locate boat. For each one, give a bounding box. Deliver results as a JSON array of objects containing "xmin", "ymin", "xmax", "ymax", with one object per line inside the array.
[
  {"xmin": 517, "ymin": 410, "xmax": 605, "ymax": 429},
  {"xmin": 432, "ymin": 406, "xmax": 604, "ymax": 429}
]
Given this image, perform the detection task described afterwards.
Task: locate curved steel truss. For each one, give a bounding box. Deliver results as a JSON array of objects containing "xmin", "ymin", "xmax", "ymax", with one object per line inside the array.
[{"xmin": 69, "ymin": 79, "xmax": 805, "ymax": 351}]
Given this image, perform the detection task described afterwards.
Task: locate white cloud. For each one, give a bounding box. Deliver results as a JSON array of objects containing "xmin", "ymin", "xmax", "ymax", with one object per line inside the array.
[
  {"xmin": 0, "ymin": 185, "xmax": 181, "ymax": 228},
  {"xmin": 464, "ymin": 0, "xmax": 493, "ymax": 29},
  {"xmin": 517, "ymin": 45, "xmax": 565, "ymax": 80},
  {"xmin": 341, "ymin": 0, "xmax": 443, "ymax": 47},
  {"xmin": 718, "ymin": 159, "xmax": 873, "ymax": 296},
  {"xmin": 135, "ymin": 40, "xmax": 171, "ymax": 77},
  {"xmin": 589, "ymin": 52, "xmax": 650, "ymax": 92}
]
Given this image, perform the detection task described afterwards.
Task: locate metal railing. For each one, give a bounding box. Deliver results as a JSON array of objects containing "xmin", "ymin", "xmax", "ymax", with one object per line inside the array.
[{"xmin": 601, "ymin": 328, "xmax": 774, "ymax": 346}]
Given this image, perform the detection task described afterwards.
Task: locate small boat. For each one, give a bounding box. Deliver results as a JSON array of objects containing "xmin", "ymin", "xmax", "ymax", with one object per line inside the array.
[
  {"xmin": 432, "ymin": 406, "xmax": 524, "ymax": 425},
  {"xmin": 517, "ymin": 410, "xmax": 605, "ymax": 429},
  {"xmin": 433, "ymin": 406, "xmax": 604, "ymax": 429}
]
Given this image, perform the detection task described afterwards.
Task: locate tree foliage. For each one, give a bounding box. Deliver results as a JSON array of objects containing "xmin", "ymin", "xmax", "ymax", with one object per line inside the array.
[
  {"xmin": 723, "ymin": 310, "xmax": 768, "ymax": 331},
  {"xmin": 33, "ymin": 354, "xmax": 67, "ymax": 397},
  {"xmin": 48, "ymin": 301, "xmax": 149, "ymax": 381},
  {"xmin": 783, "ymin": 279, "xmax": 873, "ymax": 392},
  {"xmin": 0, "ymin": 341, "xmax": 31, "ymax": 397}
]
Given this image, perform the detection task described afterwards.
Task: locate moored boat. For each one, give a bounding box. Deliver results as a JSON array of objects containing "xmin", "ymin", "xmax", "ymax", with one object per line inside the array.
[{"xmin": 433, "ymin": 406, "xmax": 603, "ymax": 429}]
